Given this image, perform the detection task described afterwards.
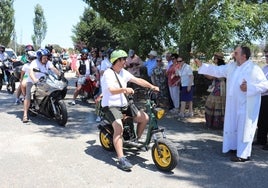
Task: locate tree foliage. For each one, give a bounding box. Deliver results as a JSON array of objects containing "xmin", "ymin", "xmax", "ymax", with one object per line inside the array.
[
  {"xmin": 72, "ymin": 8, "xmax": 120, "ymax": 51},
  {"xmin": 0, "ymin": 0, "xmax": 15, "ymax": 46},
  {"xmin": 32, "ymin": 4, "xmax": 47, "ymax": 49},
  {"xmin": 82, "ymin": 0, "xmax": 268, "ymax": 60},
  {"xmin": 175, "ymin": 0, "xmax": 268, "ymax": 59},
  {"xmin": 83, "ymin": 0, "xmax": 174, "ymax": 58}
]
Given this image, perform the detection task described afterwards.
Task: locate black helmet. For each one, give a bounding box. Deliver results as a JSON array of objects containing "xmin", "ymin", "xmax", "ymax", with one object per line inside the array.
[
  {"xmin": 45, "ymin": 44, "xmax": 53, "ymax": 53},
  {"xmin": 0, "ymin": 45, "xmax": 5, "ymax": 52}
]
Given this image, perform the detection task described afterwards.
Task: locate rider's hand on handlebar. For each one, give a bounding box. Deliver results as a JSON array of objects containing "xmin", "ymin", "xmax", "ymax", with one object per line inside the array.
[
  {"xmin": 124, "ymin": 87, "xmax": 134, "ymax": 95},
  {"xmin": 151, "ymin": 86, "xmax": 159, "ymax": 92}
]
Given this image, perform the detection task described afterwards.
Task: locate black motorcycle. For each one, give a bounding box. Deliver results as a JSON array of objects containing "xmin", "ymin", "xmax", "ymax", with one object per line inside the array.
[
  {"xmin": 6, "ymin": 61, "xmax": 24, "ymax": 94},
  {"xmin": 0, "ymin": 58, "xmax": 12, "ymax": 91},
  {"xmin": 29, "ymin": 68, "xmax": 68, "ymax": 126}
]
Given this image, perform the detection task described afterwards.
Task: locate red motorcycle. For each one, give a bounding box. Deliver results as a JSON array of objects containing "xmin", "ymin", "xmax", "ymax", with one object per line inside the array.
[{"xmin": 76, "ymin": 75, "xmax": 98, "ymax": 101}]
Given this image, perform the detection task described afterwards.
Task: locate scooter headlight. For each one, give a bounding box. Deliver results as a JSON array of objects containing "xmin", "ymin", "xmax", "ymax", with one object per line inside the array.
[{"xmin": 154, "ymin": 108, "xmax": 165, "ymax": 119}]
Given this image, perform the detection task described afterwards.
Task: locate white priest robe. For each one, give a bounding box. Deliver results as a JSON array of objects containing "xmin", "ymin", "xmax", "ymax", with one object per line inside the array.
[{"xmin": 198, "ymin": 60, "xmax": 268, "ymax": 158}]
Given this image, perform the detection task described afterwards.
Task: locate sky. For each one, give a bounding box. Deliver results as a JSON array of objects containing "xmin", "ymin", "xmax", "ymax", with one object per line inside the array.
[{"xmin": 13, "ymin": 0, "xmax": 88, "ymax": 48}]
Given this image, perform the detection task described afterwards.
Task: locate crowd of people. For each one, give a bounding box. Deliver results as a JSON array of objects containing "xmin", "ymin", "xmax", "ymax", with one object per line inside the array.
[{"xmin": 1, "ymin": 43, "xmax": 268, "ymax": 169}]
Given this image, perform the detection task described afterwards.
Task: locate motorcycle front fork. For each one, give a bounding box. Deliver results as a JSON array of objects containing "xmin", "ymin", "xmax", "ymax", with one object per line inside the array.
[{"xmin": 50, "ymin": 97, "xmax": 57, "ymax": 115}]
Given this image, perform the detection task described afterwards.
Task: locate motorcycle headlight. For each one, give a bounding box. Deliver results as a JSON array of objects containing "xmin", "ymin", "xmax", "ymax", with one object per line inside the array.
[{"xmin": 154, "ymin": 108, "xmax": 165, "ymax": 119}]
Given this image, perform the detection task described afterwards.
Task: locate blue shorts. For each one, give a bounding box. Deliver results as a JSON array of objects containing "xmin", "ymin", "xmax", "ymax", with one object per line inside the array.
[
  {"xmin": 180, "ymin": 86, "xmax": 194, "ymax": 101},
  {"xmin": 77, "ymin": 76, "xmax": 87, "ymax": 85}
]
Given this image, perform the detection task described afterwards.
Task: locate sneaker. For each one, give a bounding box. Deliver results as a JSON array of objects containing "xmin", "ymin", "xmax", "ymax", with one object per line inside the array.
[
  {"xmin": 177, "ymin": 112, "xmax": 184, "ymax": 120},
  {"xmin": 185, "ymin": 112, "xmax": 194, "ymax": 117},
  {"xmin": 70, "ymin": 101, "xmax": 76, "ymax": 105},
  {"xmin": 95, "ymin": 116, "xmax": 101, "ymax": 122},
  {"xmin": 169, "ymin": 108, "xmax": 178, "ymax": 114},
  {"xmin": 118, "ymin": 157, "xmax": 133, "ymax": 171},
  {"xmin": 15, "ymin": 99, "xmax": 20, "ymax": 105}
]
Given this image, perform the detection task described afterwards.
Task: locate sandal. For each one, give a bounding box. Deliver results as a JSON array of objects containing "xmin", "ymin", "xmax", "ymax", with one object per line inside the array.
[
  {"xmin": 22, "ymin": 116, "xmax": 29, "ymax": 123},
  {"xmin": 230, "ymin": 156, "xmax": 250, "ymax": 162}
]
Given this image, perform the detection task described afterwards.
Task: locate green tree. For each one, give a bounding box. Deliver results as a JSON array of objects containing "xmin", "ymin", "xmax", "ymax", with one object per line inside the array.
[
  {"xmin": 0, "ymin": 0, "xmax": 15, "ymax": 46},
  {"xmin": 84, "ymin": 0, "xmax": 174, "ymax": 58},
  {"xmin": 174, "ymin": 0, "xmax": 268, "ymax": 60},
  {"xmin": 31, "ymin": 4, "xmax": 47, "ymax": 49},
  {"xmin": 72, "ymin": 8, "xmax": 120, "ymax": 51},
  {"xmin": 83, "ymin": 0, "xmax": 268, "ymax": 60}
]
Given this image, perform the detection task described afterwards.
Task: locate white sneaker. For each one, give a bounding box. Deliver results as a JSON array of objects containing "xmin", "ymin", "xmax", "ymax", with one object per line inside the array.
[
  {"xmin": 95, "ymin": 116, "xmax": 101, "ymax": 122},
  {"xmin": 169, "ymin": 108, "xmax": 178, "ymax": 114},
  {"xmin": 185, "ymin": 112, "xmax": 194, "ymax": 117},
  {"xmin": 70, "ymin": 101, "xmax": 76, "ymax": 105},
  {"xmin": 177, "ymin": 112, "xmax": 184, "ymax": 120}
]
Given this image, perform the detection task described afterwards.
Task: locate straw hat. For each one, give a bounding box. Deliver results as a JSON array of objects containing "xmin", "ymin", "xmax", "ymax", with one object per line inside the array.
[{"xmin": 214, "ymin": 52, "xmax": 224, "ymax": 60}]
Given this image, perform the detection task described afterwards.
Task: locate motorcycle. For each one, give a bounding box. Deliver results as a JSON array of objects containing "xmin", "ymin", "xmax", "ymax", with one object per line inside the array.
[
  {"xmin": 77, "ymin": 75, "xmax": 98, "ymax": 102},
  {"xmin": 97, "ymin": 89, "xmax": 179, "ymax": 172},
  {"xmin": 0, "ymin": 60, "xmax": 5, "ymax": 91},
  {"xmin": 0, "ymin": 58, "xmax": 13, "ymax": 91},
  {"xmin": 6, "ymin": 61, "xmax": 24, "ymax": 94},
  {"xmin": 29, "ymin": 68, "xmax": 68, "ymax": 126}
]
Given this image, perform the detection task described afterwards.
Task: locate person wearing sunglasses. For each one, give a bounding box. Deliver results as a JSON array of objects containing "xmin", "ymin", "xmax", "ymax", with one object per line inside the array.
[{"xmin": 175, "ymin": 56, "xmax": 194, "ymax": 119}]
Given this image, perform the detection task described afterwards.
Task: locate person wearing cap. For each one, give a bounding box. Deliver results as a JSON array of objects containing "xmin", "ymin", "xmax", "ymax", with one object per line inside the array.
[
  {"xmin": 203, "ymin": 52, "xmax": 226, "ymax": 129},
  {"xmin": 195, "ymin": 46, "xmax": 268, "ymax": 162},
  {"xmin": 125, "ymin": 49, "xmax": 143, "ymax": 77},
  {"xmin": 101, "ymin": 49, "xmax": 159, "ymax": 171},
  {"xmin": 143, "ymin": 50, "xmax": 157, "ymax": 82}
]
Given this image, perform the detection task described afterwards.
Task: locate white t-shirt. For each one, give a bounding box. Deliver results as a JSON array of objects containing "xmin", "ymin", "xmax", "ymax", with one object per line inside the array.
[
  {"xmin": 100, "ymin": 57, "xmax": 112, "ymax": 82},
  {"xmin": 100, "ymin": 58, "xmax": 112, "ymax": 72},
  {"xmin": 27, "ymin": 59, "xmax": 54, "ymax": 82},
  {"xmin": 176, "ymin": 63, "xmax": 194, "ymax": 87},
  {"xmin": 101, "ymin": 68, "xmax": 134, "ymax": 107},
  {"xmin": 21, "ymin": 63, "xmax": 31, "ymax": 81},
  {"xmin": 0, "ymin": 52, "xmax": 8, "ymax": 61}
]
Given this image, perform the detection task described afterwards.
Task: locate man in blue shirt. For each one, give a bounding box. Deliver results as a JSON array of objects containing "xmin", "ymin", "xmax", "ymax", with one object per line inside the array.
[{"xmin": 143, "ymin": 50, "xmax": 157, "ymax": 82}]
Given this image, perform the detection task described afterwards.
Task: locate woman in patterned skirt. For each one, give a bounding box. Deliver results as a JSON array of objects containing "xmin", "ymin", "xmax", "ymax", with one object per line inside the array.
[{"xmin": 204, "ymin": 52, "xmax": 226, "ymax": 129}]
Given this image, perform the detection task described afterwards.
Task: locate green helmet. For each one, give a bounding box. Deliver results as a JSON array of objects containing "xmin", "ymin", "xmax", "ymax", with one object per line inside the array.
[{"xmin": 110, "ymin": 49, "xmax": 128, "ymax": 64}]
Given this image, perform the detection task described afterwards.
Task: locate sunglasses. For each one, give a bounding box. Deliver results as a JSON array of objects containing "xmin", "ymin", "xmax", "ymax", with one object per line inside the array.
[{"xmin": 177, "ymin": 60, "xmax": 183, "ymax": 63}]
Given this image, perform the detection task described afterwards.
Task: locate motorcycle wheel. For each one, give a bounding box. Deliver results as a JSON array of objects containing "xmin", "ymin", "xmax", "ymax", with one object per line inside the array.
[
  {"xmin": 7, "ymin": 76, "xmax": 16, "ymax": 94},
  {"xmin": 151, "ymin": 138, "xmax": 179, "ymax": 172},
  {"xmin": 54, "ymin": 100, "xmax": 68, "ymax": 126},
  {"xmin": 99, "ymin": 126, "xmax": 114, "ymax": 151}
]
